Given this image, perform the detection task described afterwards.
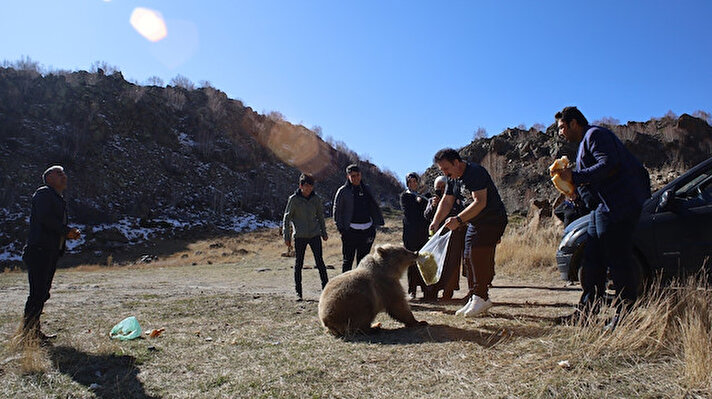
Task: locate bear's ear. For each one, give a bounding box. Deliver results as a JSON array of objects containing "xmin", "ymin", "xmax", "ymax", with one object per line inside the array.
[{"xmin": 376, "ymin": 246, "xmax": 386, "ymax": 258}]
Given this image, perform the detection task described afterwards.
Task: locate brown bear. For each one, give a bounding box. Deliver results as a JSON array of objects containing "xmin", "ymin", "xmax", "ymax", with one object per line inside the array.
[{"xmin": 318, "ymin": 244, "xmax": 428, "ymax": 336}]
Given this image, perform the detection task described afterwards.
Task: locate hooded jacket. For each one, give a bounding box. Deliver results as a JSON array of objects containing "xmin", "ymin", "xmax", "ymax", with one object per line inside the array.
[{"xmin": 282, "ymin": 189, "xmax": 327, "ymax": 241}]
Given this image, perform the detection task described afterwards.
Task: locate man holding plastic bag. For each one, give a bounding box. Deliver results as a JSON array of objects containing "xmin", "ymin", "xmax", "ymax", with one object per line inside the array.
[{"xmin": 428, "ymin": 149, "xmax": 508, "ymax": 317}]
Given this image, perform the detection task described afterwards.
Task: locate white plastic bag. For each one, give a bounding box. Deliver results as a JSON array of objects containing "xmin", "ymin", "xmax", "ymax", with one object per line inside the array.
[{"xmin": 416, "ymin": 226, "xmax": 452, "ymax": 285}]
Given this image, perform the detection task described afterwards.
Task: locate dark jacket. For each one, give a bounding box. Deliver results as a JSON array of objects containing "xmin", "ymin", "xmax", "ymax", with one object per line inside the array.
[
  {"xmin": 282, "ymin": 189, "xmax": 327, "ymax": 240},
  {"xmin": 400, "ymin": 190, "xmax": 428, "ymax": 251},
  {"xmin": 333, "ymin": 181, "xmax": 385, "ymax": 234},
  {"xmin": 572, "ymin": 125, "xmax": 651, "ymax": 222},
  {"xmin": 25, "ymin": 186, "xmax": 69, "ymax": 255}
]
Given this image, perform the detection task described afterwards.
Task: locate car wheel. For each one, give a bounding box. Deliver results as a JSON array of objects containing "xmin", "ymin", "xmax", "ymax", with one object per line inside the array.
[{"xmin": 570, "ymin": 244, "xmax": 585, "ymax": 282}]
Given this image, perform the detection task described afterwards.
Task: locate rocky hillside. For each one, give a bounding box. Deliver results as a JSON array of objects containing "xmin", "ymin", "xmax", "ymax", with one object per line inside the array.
[
  {"xmin": 422, "ymin": 114, "xmax": 712, "ymax": 216},
  {"xmin": 0, "ymin": 67, "xmax": 403, "ymax": 267}
]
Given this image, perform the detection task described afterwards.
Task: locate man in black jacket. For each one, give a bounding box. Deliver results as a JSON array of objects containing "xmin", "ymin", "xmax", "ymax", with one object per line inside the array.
[
  {"xmin": 400, "ymin": 172, "xmax": 430, "ymax": 299},
  {"xmin": 21, "ymin": 165, "xmax": 81, "ymax": 341},
  {"xmin": 332, "ymin": 164, "xmax": 385, "ymax": 272}
]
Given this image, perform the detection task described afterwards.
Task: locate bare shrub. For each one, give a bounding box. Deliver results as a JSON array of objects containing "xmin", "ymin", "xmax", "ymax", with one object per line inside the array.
[
  {"xmin": 663, "ymin": 110, "xmax": 678, "ymax": 120},
  {"xmin": 146, "ymin": 76, "xmax": 164, "ymax": 86},
  {"xmin": 199, "ymin": 80, "xmax": 213, "ymax": 88},
  {"xmin": 593, "ymin": 116, "xmax": 620, "ymax": 127},
  {"xmin": 692, "ymin": 110, "xmax": 712, "ymax": 125},
  {"xmin": 3, "ymin": 55, "xmax": 42, "ymax": 77},
  {"xmin": 170, "ymin": 74, "xmax": 195, "ymax": 90},
  {"xmin": 531, "ymin": 123, "xmax": 546, "ymax": 132},
  {"xmin": 267, "ymin": 111, "xmax": 285, "ymax": 122},
  {"xmin": 311, "ymin": 125, "xmax": 323, "ymax": 137},
  {"xmin": 90, "ymin": 60, "xmax": 118, "ymax": 75},
  {"xmin": 473, "ymin": 127, "xmax": 487, "ymax": 141}
]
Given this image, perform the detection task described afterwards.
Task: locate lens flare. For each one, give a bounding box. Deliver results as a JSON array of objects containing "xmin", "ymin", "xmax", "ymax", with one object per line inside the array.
[
  {"xmin": 254, "ymin": 121, "xmax": 335, "ymax": 179},
  {"xmin": 130, "ymin": 7, "xmax": 167, "ymax": 42}
]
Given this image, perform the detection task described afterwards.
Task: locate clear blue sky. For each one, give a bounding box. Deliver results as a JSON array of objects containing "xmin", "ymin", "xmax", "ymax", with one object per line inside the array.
[{"xmin": 2, "ymin": 1, "xmax": 711, "ymax": 181}]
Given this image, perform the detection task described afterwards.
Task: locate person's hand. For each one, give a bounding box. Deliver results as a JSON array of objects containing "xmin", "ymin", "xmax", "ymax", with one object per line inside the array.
[
  {"xmin": 558, "ymin": 167, "xmax": 573, "ymax": 183},
  {"xmin": 67, "ymin": 228, "xmax": 81, "ymax": 240},
  {"xmin": 322, "ymin": 233, "xmax": 328, "ymax": 241},
  {"xmin": 428, "ymin": 221, "xmax": 438, "ymax": 233},
  {"xmin": 430, "ymin": 197, "xmax": 440, "ymax": 207},
  {"xmin": 444, "ymin": 217, "xmax": 460, "ymax": 231},
  {"xmin": 566, "ymin": 189, "xmax": 578, "ymax": 201}
]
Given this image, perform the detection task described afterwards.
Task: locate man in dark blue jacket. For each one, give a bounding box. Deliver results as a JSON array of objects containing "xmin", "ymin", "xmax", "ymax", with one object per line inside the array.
[
  {"xmin": 21, "ymin": 165, "xmax": 81, "ymax": 341},
  {"xmin": 554, "ymin": 106, "xmax": 650, "ymax": 327}
]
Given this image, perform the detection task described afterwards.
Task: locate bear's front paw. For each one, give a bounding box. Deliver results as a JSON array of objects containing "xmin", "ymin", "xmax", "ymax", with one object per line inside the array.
[{"xmin": 417, "ymin": 320, "xmax": 428, "ymax": 326}]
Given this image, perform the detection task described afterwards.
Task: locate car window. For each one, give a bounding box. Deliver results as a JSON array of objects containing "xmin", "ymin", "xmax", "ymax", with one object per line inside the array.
[{"xmin": 675, "ymin": 166, "xmax": 712, "ymax": 197}]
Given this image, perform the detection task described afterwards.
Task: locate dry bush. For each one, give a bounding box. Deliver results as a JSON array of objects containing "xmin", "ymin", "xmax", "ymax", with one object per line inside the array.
[
  {"xmin": 564, "ymin": 274, "xmax": 712, "ymax": 390},
  {"xmin": 496, "ymin": 219, "xmax": 560, "ymax": 277},
  {"xmin": 170, "ymin": 74, "xmax": 195, "ymax": 90},
  {"xmin": 6, "ymin": 330, "xmax": 51, "ymax": 375}
]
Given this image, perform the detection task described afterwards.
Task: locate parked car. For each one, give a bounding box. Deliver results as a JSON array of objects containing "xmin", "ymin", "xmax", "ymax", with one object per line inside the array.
[{"xmin": 556, "ymin": 156, "xmax": 712, "ymax": 290}]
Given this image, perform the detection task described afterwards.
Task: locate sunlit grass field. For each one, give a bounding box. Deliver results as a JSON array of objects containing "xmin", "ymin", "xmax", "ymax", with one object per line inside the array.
[{"xmin": 1, "ymin": 215, "xmax": 710, "ymax": 398}]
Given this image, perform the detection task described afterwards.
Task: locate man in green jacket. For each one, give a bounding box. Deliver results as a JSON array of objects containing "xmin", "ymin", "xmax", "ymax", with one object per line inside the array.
[{"xmin": 283, "ymin": 174, "xmax": 329, "ymax": 301}]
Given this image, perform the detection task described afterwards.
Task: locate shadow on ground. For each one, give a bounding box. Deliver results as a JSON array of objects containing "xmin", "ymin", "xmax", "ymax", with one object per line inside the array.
[
  {"xmin": 344, "ymin": 322, "xmax": 553, "ymax": 346},
  {"xmin": 50, "ymin": 346, "xmax": 159, "ymax": 399}
]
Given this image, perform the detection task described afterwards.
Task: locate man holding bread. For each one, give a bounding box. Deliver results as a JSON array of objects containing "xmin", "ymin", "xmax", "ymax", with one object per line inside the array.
[{"xmin": 553, "ymin": 106, "xmax": 650, "ymax": 329}]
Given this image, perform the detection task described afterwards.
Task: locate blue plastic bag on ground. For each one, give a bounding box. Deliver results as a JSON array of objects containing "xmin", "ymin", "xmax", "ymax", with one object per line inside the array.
[{"xmin": 109, "ymin": 316, "xmax": 142, "ymax": 340}]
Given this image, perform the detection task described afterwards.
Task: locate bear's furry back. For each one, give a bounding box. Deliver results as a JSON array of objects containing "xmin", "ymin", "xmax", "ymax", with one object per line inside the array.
[{"xmin": 318, "ymin": 244, "xmax": 417, "ymax": 336}]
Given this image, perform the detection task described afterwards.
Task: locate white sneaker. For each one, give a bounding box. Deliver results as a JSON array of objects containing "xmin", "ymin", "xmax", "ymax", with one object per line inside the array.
[
  {"xmin": 463, "ymin": 295, "xmax": 493, "ymax": 318},
  {"xmin": 455, "ymin": 297, "xmax": 473, "ymax": 316}
]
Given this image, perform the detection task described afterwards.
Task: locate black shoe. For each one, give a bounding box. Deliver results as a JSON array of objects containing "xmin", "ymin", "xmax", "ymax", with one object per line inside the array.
[{"xmin": 295, "ymin": 294, "xmax": 303, "ymax": 302}]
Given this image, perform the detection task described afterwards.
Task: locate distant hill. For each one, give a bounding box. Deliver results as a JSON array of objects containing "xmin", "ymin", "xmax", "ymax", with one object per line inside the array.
[
  {"xmin": 422, "ymin": 114, "xmax": 712, "ymax": 216},
  {"xmin": 0, "ymin": 67, "xmax": 403, "ymax": 267}
]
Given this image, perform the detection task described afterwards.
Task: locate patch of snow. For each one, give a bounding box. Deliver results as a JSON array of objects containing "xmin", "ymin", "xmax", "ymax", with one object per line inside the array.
[
  {"xmin": 218, "ymin": 214, "xmax": 279, "ymax": 232},
  {"xmin": 178, "ymin": 132, "xmax": 195, "ymax": 147},
  {"xmin": 0, "ymin": 242, "xmax": 22, "ymax": 262}
]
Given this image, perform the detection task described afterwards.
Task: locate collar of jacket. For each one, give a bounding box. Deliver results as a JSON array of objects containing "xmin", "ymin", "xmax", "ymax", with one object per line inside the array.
[
  {"xmin": 43, "ymin": 185, "xmax": 65, "ymax": 199},
  {"xmin": 295, "ymin": 188, "xmax": 315, "ymax": 199}
]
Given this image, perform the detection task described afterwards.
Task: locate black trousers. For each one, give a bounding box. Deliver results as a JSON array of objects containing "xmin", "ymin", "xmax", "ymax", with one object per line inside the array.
[
  {"xmin": 580, "ymin": 210, "xmax": 640, "ymax": 314},
  {"xmin": 294, "ymin": 236, "xmax": 329, "ymax": 296},
  {"xmin": 22, "ymin": 246, "xmax": 59, "ymax": 329},
  {"xmin": 340, "ymin": 227, "xmax": 376, "ymax": 273}
]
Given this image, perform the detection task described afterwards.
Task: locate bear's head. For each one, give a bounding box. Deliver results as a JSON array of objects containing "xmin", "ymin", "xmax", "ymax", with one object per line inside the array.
[{"xmin": 374, "ymin": 244, "xmax": 418, "ymax": 277}]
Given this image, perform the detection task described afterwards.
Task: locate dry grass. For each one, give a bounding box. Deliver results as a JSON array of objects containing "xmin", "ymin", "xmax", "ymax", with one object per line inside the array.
[
  {"xmin": 0, "ymin": 214, "xmax": 710, "ymax": 398},
  {"xmin": 496, "ymin": 219, "xmax": 561, "ymax": 277}
]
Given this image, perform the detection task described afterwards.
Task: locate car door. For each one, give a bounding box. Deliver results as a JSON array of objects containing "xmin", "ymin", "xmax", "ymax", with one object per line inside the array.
[
  {"xmin": 685, "ymin": 176, "xmax": 712, "ymax": 273},
  {"xmin": 651, "ymin": 164, "xmax": 712, "ymax": 280}
]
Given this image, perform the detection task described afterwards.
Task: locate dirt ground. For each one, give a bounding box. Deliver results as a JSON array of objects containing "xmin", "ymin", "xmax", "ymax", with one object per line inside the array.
[{"xmin": 0, "ymin": 219, "xmax": 602, "ymax": 399}]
